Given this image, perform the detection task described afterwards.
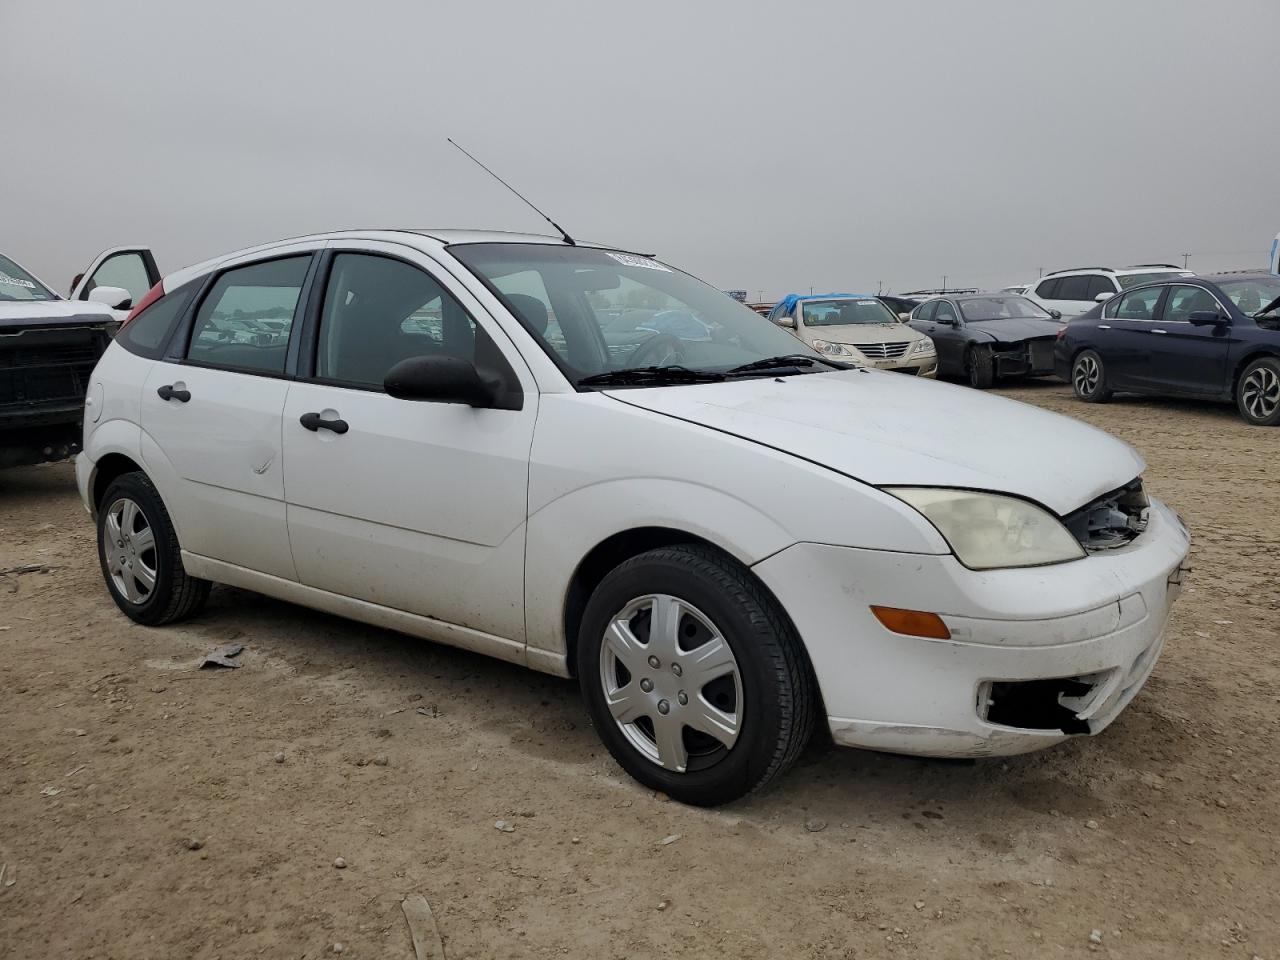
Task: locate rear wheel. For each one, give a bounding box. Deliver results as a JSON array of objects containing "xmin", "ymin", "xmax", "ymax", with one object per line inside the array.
[
  {"xmin": 1236, "ymin": 356, "xmax": 1280, "ymax": 426},
  {"xmin": 97, "ymin": 472, "xmax": 210, "ymax": 625},
  {"xmin": 967, "ymin": 346, "xmax": 995, "ymax": 389},
  {"xmin": 577, "ymin": 545, "xmax": 816, "ymax": 806},
  {"xmin": 1072, "ymin": 349, "xmax": 1112, "ymax": 403}
]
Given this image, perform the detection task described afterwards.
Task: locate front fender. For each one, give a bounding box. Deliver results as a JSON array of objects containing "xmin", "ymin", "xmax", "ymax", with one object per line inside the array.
[{"xmin": 523, "ymin": 477, "xmax": 795, "ymax": 660}]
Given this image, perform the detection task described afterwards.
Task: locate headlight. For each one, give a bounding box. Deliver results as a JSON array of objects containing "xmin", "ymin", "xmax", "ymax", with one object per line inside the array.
[
  {"xmin": 812, "ymin": 339, "xmax": 857, "ymax": 358},
  {"xmin": 885, "ymin": 487, "xmax": 1085, "ymax": 570},
  {"xmin": 912, "ymin": 339, "xmax": 935, "ymax": 356}
]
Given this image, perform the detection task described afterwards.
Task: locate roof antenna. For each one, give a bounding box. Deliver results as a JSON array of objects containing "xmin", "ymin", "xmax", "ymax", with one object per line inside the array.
[{"xmin": 447, "ymin": 138, "xmax": 576, "ymax": 245}]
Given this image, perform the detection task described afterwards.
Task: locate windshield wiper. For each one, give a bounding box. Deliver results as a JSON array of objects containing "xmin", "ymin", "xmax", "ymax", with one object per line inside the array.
[
  {"xmin": 726, "ymin": 354, "xmax": 848, "ymax": 375},
  {"xmin": 577, "ymin": 365, "xmax": 728, "ymax": 388}
]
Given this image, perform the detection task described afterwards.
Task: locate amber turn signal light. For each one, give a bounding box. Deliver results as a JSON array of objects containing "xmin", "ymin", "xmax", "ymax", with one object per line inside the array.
[{"xmin": 870, "ymin": 606, "xmax": 951, "ymax": 640}]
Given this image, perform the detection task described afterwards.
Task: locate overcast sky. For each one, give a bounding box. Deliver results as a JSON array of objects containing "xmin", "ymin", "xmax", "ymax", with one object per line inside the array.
[{"xmin": 4, "ymin": 0, "xmax": 1277, "ymax": 299}]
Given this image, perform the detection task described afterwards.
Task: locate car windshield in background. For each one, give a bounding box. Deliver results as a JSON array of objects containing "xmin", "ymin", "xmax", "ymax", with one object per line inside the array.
[
  {"xmin": 959, "ymin": 296, "xmax": 1053, "ymax": 321},
  {"xmin": 1116, "ymin": 271, "xmax": 1186, "ymax": 289},
  {"xmin": 802, "ymin": 298, "xmax": 897, "ymax": 326},
  {"xmin": 449, "ymin": 243, "xmax": 825, "ymax": 385},
  {"xmin": 1216, "ymin": 277, "xmax": 1280, "ymax": 315},
  {"xmin": 0, "ymin": 254, "xmax": 56, "ymax": 302}
]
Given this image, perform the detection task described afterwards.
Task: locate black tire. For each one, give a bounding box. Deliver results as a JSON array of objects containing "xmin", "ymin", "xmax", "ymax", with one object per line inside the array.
[
  {"xmin": 967, "ymin": 346, "xmax": 995, "ymax": 389},
  {"xmin": 1072, "ymin": 348, "xmax": 1112, "ymax": 403},
  {"xmin": 96, "ymin": 471, "xmax": 210, "ymax": 625},
  {"xmin": 1235, "ymin": 356, "xmax": 1280, "ymax": 426},
  {"xmin": 576, "ymin": 544, "xmax": 816, "ymax": 807}
]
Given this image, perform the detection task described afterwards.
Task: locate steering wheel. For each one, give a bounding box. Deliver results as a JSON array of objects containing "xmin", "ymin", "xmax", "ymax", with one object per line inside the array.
[{"xmin": 628, "ymin": 333, "xmax": 685, "ymax": 368}]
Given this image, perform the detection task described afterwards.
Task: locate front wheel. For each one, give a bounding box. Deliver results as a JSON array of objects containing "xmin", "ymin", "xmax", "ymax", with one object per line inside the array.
[
  {"xmin": 967, "ymin": 346, "xmax": 995, "ymax": 389},
  {"xmin": 577, "ymin": 545, "xmax": 816, "ymax": 806},
  {"xmin": 1237, "ymin": 356, "xmax": 1280, "ymax": 425},
  {"xmin": 97, "ymin": 472, "xmax": 210, "ymax": 625},
  {"xmin": 1072, "ymin": 349, "xmax": 1112, "ymax": 403}
]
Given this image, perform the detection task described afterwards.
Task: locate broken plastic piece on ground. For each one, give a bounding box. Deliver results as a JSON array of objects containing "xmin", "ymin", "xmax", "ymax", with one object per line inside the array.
[
  {"xmin": 401, "ymin": 894, "xmax": 446, "ymax": 960},
  {"xmin": 199, "ymin": 643, "xmax": 245, "ymax": 669}
]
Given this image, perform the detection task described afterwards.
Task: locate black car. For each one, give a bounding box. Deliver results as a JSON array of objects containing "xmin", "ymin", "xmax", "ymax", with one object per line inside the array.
[
  {"xmin": 906, "ymin": 294, "xmax": 1063, "ymax": 388},
  {"xmin": 877, "ymin": 294, "xmax": 921, "ymax": 319},
  {"xmin": 1054, "ymin": 273, "xmax": 1280, "ymax": 426}
]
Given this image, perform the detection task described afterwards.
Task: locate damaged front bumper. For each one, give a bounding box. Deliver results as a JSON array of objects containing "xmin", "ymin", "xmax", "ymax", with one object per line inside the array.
[{"xmin": 752, "ymin": 498, "xmax": 1191, "ymax": 758}]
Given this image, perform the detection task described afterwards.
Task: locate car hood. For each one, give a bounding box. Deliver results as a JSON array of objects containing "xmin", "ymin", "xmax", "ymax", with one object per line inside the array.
[
  {"xmin": 0, "ymin": 299, "xmax": 115, "ymax": 331},
  {"xmin": 605, "ymin": 370, "xmax": 1144, "ymax": 515},
  {"xmin": 803, "ymin": 323, "xmax": 924, "ymax": 345},
  {"xmin": 966, "ymin": 317, "xmax": 1063, "ymax": 341}
]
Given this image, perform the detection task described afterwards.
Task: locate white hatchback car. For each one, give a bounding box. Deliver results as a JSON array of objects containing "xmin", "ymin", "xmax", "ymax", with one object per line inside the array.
[{"xmin": 78, "ymin": 230, "xmax": 1191, "ymax": 806}]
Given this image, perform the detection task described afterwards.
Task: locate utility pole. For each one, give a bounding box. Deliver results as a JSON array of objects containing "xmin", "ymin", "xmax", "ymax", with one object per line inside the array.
[
  {"xmin": 1038, "ymin": 266, "xmax": 1045, "ymax": 278},
  {"xmin": 755, "ymin": 289, "xmax": 763, "ymax": 303},
  {"xmin": 877, "ymin": 279, "xmax": 883, "ymax": 294},
  {"xmin": 941, "ymin": 275, "xmax": 947, "ymax": 292},
  {"xmin": 809, "ymin": 285, "xmax": 814, "ymax": 295},
  {"xmin": 1181, "ymin": 252, "xmax": 1191, "ymax": 269}
]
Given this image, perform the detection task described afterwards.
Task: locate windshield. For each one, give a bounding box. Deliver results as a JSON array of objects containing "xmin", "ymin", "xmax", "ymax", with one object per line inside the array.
[
  {"xmin": 958, "ymin": 296, "xmax": 1053, "ymax": 321},
  {"xmin": 450, "ymin": 243, "xmax": 826, "ymax": 385},
  {"xmin": 1116, "ymin": 271, "xmax": 1188, "ymax": 289},
  {"xmin": 801, "ymin": 298, "xmax": 897, "ymax": 326},
  {"xmin": 0, "ymin": 254, "xmax": 56, "ymax": 302},
  {"xmin": 1216, "ymin": 277, "xmax": 1280, "ymax": 315}
]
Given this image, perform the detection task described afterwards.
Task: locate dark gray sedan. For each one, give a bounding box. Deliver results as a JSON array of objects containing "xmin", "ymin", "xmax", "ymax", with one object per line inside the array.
[{"xmin": 907, "ymin": 294, "xmax": 1064, "ymax": 388}]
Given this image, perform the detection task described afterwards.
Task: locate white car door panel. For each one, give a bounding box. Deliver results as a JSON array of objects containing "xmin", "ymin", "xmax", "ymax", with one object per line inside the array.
[
  {"xmin": 281, "ymin": 243, "xmax": 537, "ymax": 643},
  {"xmin": 282, "ymin": 384, "xmax": 534, "ymax": 639},
  {"xmin": 140, "ymin": 361, "xmax": 296, "ymax": 579},
  {"xmin": 71, "ymin": 246, "xmax": 161, "ymax": 320}
]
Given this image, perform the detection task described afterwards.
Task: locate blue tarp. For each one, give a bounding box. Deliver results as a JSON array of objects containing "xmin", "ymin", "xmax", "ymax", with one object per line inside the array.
[{"xmin": 772, "ymin": 292, "xmax": 878, "ymax": 316}]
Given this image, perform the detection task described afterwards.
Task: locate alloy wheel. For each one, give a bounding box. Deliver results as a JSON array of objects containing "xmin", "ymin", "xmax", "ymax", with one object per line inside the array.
[
  {"xmin": 1241, "ymin": 366, "xmax": 1280, "ymax": 420},
  {"xmin": 1074, "ymin": 354, "xmax": 1100, "ymax": 396},
  {"xmin": 104, "ymin": 497, "xmax": 158, "ymax": 604},
  {"xmin": 598, "ymin": 594, "xmax": 743, "ymax": 773}
]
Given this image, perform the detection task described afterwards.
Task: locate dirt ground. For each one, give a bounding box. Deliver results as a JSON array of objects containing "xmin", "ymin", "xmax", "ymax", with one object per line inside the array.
[{"xmin": 1, "ymin": 381, "xmax": 1277, "ymax": 960}]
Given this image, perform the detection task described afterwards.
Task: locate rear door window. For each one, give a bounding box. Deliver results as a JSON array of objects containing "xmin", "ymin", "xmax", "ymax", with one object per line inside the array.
[
  {"xmin": 1109, "ymin": 286, "xmax": 1163, "ymax": 321},
  {"xmin": 1085, "ymin": 275, "xmax": 1116, "ymax": 300},
  {"xmin": 1056, "ymin": 276, "xmax": 1093, "ymax": 301},
  {"xmin": 186, "ymin": 256, "xmax": 310, "ymax": 375}
]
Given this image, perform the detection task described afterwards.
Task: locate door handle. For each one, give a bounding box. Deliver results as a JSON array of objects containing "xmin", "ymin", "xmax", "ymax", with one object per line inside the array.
[
  {"xmin": 156, "ymin": 384, "xmax": 191, "ymax": 402},
  {"xmin": 1098, "ymin": 324, "xmax": 1111, "ymax": 330},
  {"xmin": 1151, "ymin": 329, "xmax": 1168, "ymax": 335},
  {"xmin": 299, "ymin": 412, "xmax": 349, "ymax": 434}
]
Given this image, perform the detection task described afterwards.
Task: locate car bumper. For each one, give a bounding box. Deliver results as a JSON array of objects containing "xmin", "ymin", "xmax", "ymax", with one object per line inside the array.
[
  {"xmin": 863, "ymin": 356, "xmax": 936, "ymax": 377},
  {"xmin": 752, "ymin": 498, "xmax": 1190, "ymax": 758},
  {"xmin": 75, "ymin": 451, "xmax": 95, "ymax": 516}
]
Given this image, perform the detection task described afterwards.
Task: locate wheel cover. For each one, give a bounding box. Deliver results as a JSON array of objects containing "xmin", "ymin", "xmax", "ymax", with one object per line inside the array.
[
  {"xmin": 1242, "ymin": 366, "xmax": 1280, "ymax": 420},
  {"xmin": 104, "ymin": 497, "xmax": 158, "ymax": 604},
  {"xmin": 599, "ymin": 594, "xmax": 743, "ymax": 773},
  {"xmin": 1074, "ymin": 354, "xmax": 1100, "ymax": 395}
]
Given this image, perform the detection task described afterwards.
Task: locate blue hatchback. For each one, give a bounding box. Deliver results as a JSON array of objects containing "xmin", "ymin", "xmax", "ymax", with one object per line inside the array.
[{"xmin": 1054, "ymin": 273, "xmax": 1280, "ymax": 425}]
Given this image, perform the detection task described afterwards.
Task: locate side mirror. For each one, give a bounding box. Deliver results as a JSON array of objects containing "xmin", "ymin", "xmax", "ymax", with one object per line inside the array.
[
  {"xmin": 777, "ymin": 316, "xmax": 796, "ymax": 328},
  {"xmin": 1094, "ymin": 292, "xmax": 1113, "ymax": 303},
  {"xmin": 87, "ymin": 285, "xmax": 132, "ymax": 310},
  {"xmin": 384, "ymin": 356, "xmax": 497, "ymax": 407},
  {"xmin": 1049, "ymin": 309, "xmax": 1063, "ymax": 320},
  {"xmin": 898, "ymin": 312, "xmax": 911, "ymax": 322},
  {"xmin": 1187, "ymin": 310, "xmax": 1228, "ymax": 327}
]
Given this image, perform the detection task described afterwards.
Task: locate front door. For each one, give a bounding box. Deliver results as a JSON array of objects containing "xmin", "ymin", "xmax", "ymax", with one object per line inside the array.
[
  {"xmin": 282, "ymin": 245, "xmax": 537, "ymax": 644},
  {"xmin": 71, "ymin": 247, "xmax": 161, "ymax": 318},
  {"xmin": 1148, "ymin": 284, "xmax": 1233, "ymax": 396},
  {"xmin": 139, "ymin": 253, "xmax": 314, "ymax": 580},
  {"xmin": 926, "ymin": 299, "xmax": 966, "ymax": 372}
]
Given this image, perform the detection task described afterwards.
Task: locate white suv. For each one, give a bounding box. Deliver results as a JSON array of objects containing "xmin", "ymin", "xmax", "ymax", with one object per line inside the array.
[
  {"xmin": 1028, "ymin": 265, "xmax": 1193, "ymax": 321},
  {"xmin": 78, "ymin": 229, "xmax": 1190, "ymax": 805}
]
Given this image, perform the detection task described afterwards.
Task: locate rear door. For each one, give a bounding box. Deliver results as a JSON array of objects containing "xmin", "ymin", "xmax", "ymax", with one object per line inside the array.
[
  {"xmin": 281, "ymin": 241, "xmax": 537, "ymax": 646},
  {"xmin": 70, "ymin": 247, "xmax": 161, "ymax": 318},
  {"xmin": 1101, "ymin": 285, "xmax": 1167, "ymax": 389},
  {"xmin": 1148, "ymin": 284, "xmax": 1234, "ymax": 396},
  {"xmin": 139, "ymin": 248, "xmax": 317, "ymax": 580}
]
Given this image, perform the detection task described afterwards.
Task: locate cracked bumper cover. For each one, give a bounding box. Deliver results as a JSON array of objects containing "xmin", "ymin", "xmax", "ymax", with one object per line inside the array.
[{"xmin": 752, "ymin": 498, "xmax": 1190, "ymax": 758}]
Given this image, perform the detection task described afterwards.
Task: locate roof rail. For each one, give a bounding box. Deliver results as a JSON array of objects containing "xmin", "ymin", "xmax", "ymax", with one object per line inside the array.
[
  {"xmin": 1047, "ymin": 267, "xmax": 1115, "ymax": 275},
  {"xmin": 1122, "ymin": 263, "xmax": 1183, "ymax": 270}
]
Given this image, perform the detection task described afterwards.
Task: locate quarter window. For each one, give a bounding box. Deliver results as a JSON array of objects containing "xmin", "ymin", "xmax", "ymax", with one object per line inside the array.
[
  {"xmin": 1035, "ymin": 277, "xmax": 1061, "ymax": 300},
  {"xmin": 186, "ymin": 256, "xmax": 310, "ymax": 375},
  {"xmin": 316, "ymin": 253, "xmax": 477, "ymax": 388}
]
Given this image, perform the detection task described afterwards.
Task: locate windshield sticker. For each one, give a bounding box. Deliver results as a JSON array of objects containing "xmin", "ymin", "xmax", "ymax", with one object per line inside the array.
[
  {"xmin": 0, "ymin": 272, "xmax": 36, "ymax": 289},
  {"xmin": 857, "ymin": 300, "xmax": 877, "ymax": 305},
  {"xmin": 606, "ymin": 252, "xmax": 671, "ymax": 273}
]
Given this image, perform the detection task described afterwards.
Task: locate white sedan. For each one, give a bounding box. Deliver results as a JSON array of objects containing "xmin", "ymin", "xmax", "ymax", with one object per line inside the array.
[{"xmin": 77, "ymin": 229, "xmax": 1190, "ymax": 806}]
